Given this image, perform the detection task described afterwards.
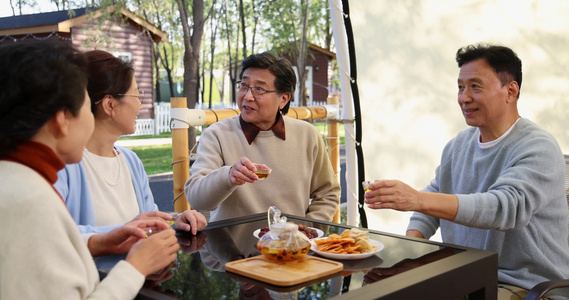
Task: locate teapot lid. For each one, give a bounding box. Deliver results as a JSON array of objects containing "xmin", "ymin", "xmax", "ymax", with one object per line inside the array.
[
  {"xmin": 268, "ymin": 206, "xmax": 287, "ymax": 229},
  {"xmin": 270, "ymin": 222, "xmax": 297, "ymax": 231}
]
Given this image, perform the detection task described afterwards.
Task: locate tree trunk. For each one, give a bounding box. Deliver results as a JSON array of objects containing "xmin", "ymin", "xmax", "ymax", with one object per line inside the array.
[
  {"xmin": 162, "ymin": 45, "xmax": 175, "ymax": 98},
  {"xmin": 157, "ymin": 44, "xmax": 175, "ymax": 99},
  {"xmin": 176, "ymin": 0, "xmax": 205, "ymax": 154},
  {"xmin": 219, "ymin": 70, "xmax": 226, "ymax": 105},
  {"xmin": 230, "ymin": 32, "xmax": 240, "ymax": 104},
  {"xmin": 296, "ymin": 0, "xmax": 310, "ymax": 106},
  {"xmin": 153, "ymin": 44, "xmax": 161, "ymax": 103},
  {"xmin": 208, "ymin": 16, "xmax": 217, "ymax": 109},
  {"xmin": 223, "ymin": 1, "xmax": 240, "ymax": 104},
  {"xmin": 251, "ymin": 0, "xmax": 257, "ymax": 55},
  {"xmin": 325, "ymin": 4, "xmax": 332, "ymax": 51},
  {"xmin": 239, "ymin": 0, "xmax": 247, "ymax": 59},
  {"xmin": 201, "ymin": 46, "xmax": 206, "ymax": 107},
  {"xmin": 9, "ymin": 0, "xmax": 15, "ymax": 16}
]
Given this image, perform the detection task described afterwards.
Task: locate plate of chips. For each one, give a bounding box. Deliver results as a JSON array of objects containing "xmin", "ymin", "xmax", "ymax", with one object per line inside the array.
[{"xmin": 310, "ymin": 229, "xmax": 384, "ymax": 260}]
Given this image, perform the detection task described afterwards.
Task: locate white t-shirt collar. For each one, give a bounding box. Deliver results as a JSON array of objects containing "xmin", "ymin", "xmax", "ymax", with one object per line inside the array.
[{"xmin": 478, "ymin": 118, "xmax": 522, "ymax": 149}]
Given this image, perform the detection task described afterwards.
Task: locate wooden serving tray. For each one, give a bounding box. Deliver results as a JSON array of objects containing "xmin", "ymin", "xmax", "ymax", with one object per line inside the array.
[{"xmin": 225, "ymin": 255, "xmax": 343, "ymax": 286}]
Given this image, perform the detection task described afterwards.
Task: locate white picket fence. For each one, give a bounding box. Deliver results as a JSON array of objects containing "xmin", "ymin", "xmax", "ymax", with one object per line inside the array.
[
  {"xmin": 131, "ymin": 102, "xmax": 171, "ymax": 136},
  {"xmin": 131, "ymin": 100, "xmax": 329, "ymax": 136}
]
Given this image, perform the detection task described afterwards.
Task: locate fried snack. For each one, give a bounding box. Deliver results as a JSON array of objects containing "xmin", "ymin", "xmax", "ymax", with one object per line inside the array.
[
  {"xmin": 349, "ymin": 228, "xmax": 378, "ymax": 253},
  {"xmin": 315, "ymin": 229, "xmax": 378, "ymax": 254}
]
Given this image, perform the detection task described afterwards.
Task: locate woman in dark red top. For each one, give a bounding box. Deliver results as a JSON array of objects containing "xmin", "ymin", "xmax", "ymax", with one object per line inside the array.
[{"xmin": 0, "ymin": 40, "xmax": 179, "ymax": 299}]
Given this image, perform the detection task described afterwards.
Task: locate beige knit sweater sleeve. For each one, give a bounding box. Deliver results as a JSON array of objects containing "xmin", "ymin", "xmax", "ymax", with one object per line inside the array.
[{"xmin": 0, "ymin": 161, "xmax": 144, "ymax": 300}]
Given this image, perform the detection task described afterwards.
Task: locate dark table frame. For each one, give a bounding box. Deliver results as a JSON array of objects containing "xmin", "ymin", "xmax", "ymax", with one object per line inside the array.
[{"xmin": 138, "ymin": 213, "xmax": 498, "ymax": 300}]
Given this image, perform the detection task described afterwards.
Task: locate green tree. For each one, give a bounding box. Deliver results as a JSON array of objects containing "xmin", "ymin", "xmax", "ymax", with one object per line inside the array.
[
  {"xmin": 11, "ymin": 0, "xmax": 334, "ymax": 108},
  {"xmin": 220, "ymin": 0, "xmax": 241, "ymax": 104},
  {"xmin": 206, "ymin": 2, "xmax": 218, "ymax": 108},
  {"xmin": 175, "ymin": 0, "xmax": 210, "ymax": 151},
  {"xmin": 133, "ymin": 0, "xmax": 183, "ymax": 102},
  {"xmin": 9, "ymin": 0, "xmax": 38, "ymax": 16},
  {"xmin": 257, "ymin": 0, "xmax": 328, "ymax": 106}
]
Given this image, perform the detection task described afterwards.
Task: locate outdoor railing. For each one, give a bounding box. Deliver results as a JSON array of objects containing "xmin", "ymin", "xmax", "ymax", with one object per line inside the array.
[{"xmin": 132, "ymin": 100, "xmax": 331, "ymax": 136}]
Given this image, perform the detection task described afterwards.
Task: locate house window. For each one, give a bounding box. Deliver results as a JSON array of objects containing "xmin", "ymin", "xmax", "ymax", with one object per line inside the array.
[{"xmin": 112, "ymin": 52, "xmax": 132, "ymax": 62}]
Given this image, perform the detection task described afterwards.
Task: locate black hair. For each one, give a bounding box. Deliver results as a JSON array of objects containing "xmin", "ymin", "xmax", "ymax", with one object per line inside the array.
[
  {"xmin": 240, "ymin": 52, "xmax": 296, "ymax": 115},
  {"xmin": 84, "ymin": 50, "xmax": 135, "ymax": 114},
  {"xmin": 0, "ymin": 40, "xmax": 87, "ymax": 156},
  {"xmin": 456, "ymin": 43, "xmax": 522, "ymax": 99}
]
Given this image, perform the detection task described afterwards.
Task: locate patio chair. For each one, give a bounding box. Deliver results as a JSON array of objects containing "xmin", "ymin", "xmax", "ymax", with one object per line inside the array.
[{"xmin": 524, "ymin": 154, "xmax": 569, "ymax": 300}]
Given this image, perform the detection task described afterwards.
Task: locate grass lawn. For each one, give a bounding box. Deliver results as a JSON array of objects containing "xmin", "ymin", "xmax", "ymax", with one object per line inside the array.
[
  {"xmin": 119, "ymin": 131, "xmax": 173, "ymax": 140},
  {"xmin": 127, "ymin": 144, "xmax": 174, "ymax": 175},
  {"xmin": 314, "ymin": 122, "xmax": 345, "ymax": 145}
]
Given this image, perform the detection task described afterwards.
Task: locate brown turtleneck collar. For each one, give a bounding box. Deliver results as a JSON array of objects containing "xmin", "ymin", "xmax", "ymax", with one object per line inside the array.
[{"xmin": 1, "ymin": 141, "xmax": 64, "ymax": 185}]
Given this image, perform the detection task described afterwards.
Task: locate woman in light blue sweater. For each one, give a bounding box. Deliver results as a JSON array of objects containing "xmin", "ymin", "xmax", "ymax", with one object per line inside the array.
[
  {"xmin": 55, "ymin": 50, "xmax": 206, "ymax": 236},
  {"xmin": 55, "ymin": 145, "xmax": 157, "ymax": 234}
]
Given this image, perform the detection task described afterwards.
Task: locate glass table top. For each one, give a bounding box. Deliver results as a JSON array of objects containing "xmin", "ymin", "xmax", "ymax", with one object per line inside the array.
[{"xmin": 107, "ymin": 213, "xmax": 469, "ymax": 300}]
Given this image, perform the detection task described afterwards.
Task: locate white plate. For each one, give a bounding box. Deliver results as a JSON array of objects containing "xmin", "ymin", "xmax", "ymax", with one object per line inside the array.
[
  {"xmin": 310, "ymin": 238, "xmax": 384, "ymax": 260},
  {"xmin": 253, "ymin": 227, "xmax": 324, "ymax": 239}
]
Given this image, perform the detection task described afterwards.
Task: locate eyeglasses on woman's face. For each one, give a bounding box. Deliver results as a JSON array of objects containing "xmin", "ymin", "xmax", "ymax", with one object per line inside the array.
[
  {"xmin": 116, "ymin": 89, "xmax": 144, "ymax": 102},
  {"xmin": 236, "ymin": 81, "xmax": 279, "ymax": 96}
]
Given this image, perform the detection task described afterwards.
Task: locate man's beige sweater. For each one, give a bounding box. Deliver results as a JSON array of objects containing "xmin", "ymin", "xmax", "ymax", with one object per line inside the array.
[{"xmin": 185, "ymin": 115, "xmax": 340, "ymax": 222}]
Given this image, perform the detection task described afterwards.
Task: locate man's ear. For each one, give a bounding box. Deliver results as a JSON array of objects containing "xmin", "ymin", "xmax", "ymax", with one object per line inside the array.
[
  {"xmin": 506, "ymin": 81, "xmax": 520, "ymax": 103},
  {"xmin": 279, "ymin": 92, "xmax": 291, "ymax": 110}
]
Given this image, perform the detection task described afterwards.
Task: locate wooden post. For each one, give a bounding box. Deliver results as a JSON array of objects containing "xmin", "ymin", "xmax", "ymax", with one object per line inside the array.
[
  {"xmin": 327, "ymin": 96, "xmax": 341, "ymax": 223},
  {"xmin": 171, "ymin": 97, "xmax": 191, "ymax": 213}
]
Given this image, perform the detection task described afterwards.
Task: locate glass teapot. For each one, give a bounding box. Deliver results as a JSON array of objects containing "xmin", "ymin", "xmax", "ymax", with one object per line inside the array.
[{"xmin": 256, "ymin": 206, "xmax": 311, "ymax": 261}]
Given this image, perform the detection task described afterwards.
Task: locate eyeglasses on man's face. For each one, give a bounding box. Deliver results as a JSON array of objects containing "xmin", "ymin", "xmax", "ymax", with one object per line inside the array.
[{"xmin": 236, "ymin": 81, "xmax": 279, "ymax": 96}]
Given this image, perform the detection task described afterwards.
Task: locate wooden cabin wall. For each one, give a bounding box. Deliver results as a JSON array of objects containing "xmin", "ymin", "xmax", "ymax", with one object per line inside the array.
[
  {"xmin": 72, "ymin": 20, "xmax": 155, "ymax": 119},
  {"xmin": 309, "ymin": 51, "xmax": 331, "ymax": 103},
  {"xmin": 283, "ymin": 48, "xmax": 332, "ymax": 104}
]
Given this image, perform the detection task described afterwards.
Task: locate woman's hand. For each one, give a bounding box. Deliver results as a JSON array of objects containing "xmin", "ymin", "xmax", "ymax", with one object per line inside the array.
[
  {"xmin": 175, "ymin": 210, "xmax": 208, "ymax": 234},
  {"xmin": 145, "ymin": 265, "xmax": 175, "ymax": 285},
  {"xmin": 87, "ymin": 219, "xmax": 171, "ymax": 257},
  {"xmin": 178, "ymin": 232, "xmax": 208, "ymax": 254},
  {"xmin": 126, "ymin": 229, "xmax": 180, "ymax": 277},
  {"xmin": 130, "ymin": 211, "xmax": 172, "ymax": 222}
]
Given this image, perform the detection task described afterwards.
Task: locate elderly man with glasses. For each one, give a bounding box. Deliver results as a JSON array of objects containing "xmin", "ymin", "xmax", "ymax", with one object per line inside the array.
[{"xmin": 185, "ymin": 52, "xmax": 340, "ymax": 223}]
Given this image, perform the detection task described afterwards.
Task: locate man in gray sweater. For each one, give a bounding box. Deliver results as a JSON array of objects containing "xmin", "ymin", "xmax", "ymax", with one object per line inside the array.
[{"xmin": 364, "ymin": 43, "xmax": 569, "ymax": 299}]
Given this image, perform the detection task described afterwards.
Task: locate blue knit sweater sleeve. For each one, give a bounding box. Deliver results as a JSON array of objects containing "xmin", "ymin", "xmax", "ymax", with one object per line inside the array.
[{"xmin": 54, "ymin": 146, "xmax": 157, "ymax": 234}]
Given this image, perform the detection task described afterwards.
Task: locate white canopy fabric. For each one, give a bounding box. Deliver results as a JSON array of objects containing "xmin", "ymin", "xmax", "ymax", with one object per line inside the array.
[
  {"xmin": 328, "ymin": 0, "xmax": 366, "ymax": 227},
  {"xmin": 333, "ymin": 0, "xmax": 569, "ymax": 236}
]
